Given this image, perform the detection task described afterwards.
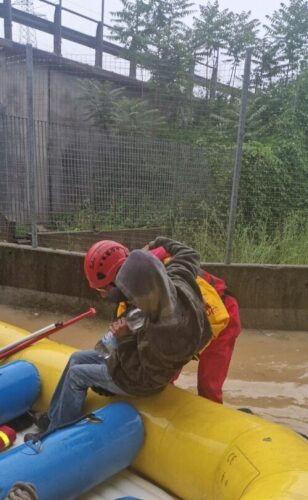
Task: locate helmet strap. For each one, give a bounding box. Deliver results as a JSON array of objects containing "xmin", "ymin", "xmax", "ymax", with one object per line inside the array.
[{"xmin": 107, "ymin": 286, "xmax": 127, "ymax": 303}]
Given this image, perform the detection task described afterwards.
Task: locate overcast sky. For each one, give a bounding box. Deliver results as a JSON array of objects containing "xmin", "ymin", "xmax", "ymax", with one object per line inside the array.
[
  {"xmin": 56, "ymin": 0, "xmax": 283, "ymax": 25},
  {"xmin": 49, "ymin": 0, "xmax": 283, "ymax": 24},
  {"xmin": 2, "ymin": 0, "xmax": 285, "ymax": 63}
]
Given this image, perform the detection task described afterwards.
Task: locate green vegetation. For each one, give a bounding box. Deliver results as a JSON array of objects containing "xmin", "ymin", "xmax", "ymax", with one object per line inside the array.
[
  {"xmin": 76, "ymin": 0, "xmax": 308, "ymax": 264},
  {"xmin": 50, "ymin": 207, "xmax": 308, "ymax": 264},
  {"xmin": 79, "ymin": 81, "xmax": 165, "ymax": 136},
  {"xmin": 172, "ymin": 210, "xmax": 308, "ymax": 264}
]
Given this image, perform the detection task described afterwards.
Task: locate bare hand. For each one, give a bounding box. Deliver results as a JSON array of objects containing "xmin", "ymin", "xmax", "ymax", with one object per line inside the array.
[
  {"xmin": 94, "ymin": 339, "xmax": 106, "ymax": 355},
  {"xmin": 110, "ymin": 317, "xmax": 130, "ymax": 339}
]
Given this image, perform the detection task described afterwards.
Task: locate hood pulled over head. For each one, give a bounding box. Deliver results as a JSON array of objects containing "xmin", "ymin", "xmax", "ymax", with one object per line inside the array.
[{"xmin": 115, "ymin": 250, "xmax": 176, "ymax": 321}]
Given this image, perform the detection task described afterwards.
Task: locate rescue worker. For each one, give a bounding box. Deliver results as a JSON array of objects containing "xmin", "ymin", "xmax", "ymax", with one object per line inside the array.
[
  {"xmin": 147, "ymin": 244, "xmax": 241, "ymax": 403},
  {"xmin": 28, "ymin": 237, "xmax": 212, "ymax": 436},
  {"xmin": 88, "ymin": 238, "xmax": 241, "ymax": 404}
]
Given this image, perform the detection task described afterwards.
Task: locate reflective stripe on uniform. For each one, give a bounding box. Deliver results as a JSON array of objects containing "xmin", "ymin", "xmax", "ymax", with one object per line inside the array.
[{"xmin": 0, "ymin": 430, "xmax": 10, "ymax": 448}]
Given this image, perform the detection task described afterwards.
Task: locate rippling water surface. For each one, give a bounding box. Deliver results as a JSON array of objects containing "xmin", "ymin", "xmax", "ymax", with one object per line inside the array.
[{"xmin": 1, "ymin": 304, "xmax": 307, "ymax": 435}]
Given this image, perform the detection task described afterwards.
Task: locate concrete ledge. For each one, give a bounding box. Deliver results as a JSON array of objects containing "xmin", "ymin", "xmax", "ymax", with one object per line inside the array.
[
  {"xmin": 1, "ymin": 243, "xmax": 308, "ymax": 330},
  {"xmin": 37, "ymin": 228, "xmax": 168, "ymax": 252},
  {"xmin": 0, "ymin": 286, "xmax": 111, "ymax": 318},
  {"xmin": 200, "ymin": 263, "xmax": 308, "ymax": 330}
]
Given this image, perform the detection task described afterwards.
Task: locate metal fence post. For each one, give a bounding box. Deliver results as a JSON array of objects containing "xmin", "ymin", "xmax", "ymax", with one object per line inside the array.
[
  {"xmin": 95, "ymin": 0, "xmax": 105, "ymax": 68},
  {"xmin": 26, "ymin": 44, "xmax": 38, "ymax": 248},
  {"xmin": 224, "ymin": 48, "xmax": 252, "ymax": 264},
  {"xmin": 54, "ymin": 1, "xmax": 62, "ymax": 56},
  {"xmin": 3, "ymin": 0, "xmax": 12, "ymax": 40},
  {"xmin": 0, "ymin": 104, "xmax": 9, "ymax": 213}
]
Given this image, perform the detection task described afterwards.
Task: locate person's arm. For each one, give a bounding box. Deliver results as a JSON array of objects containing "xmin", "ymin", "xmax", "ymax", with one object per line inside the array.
[
  {"xmin": 148, "ymin": 237, "xmax": 200, "ymax": 282},
  {"xmin": 94, "ymin": 317, "xmax": 132, "ymax": 356},
  {"xmin": 148, "ymin": 245, "xmax": 170, "ymax": 261}
]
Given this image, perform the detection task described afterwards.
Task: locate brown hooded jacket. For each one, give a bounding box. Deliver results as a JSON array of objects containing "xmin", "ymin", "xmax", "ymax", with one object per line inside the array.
[{"xmin": 106, "ymin": 237, "xmax": 212, "ymax": 396}]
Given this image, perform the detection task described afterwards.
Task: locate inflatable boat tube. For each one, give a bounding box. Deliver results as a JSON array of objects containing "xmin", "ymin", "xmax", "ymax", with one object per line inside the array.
[
  {"xmin": 0, "ymin": 321, "xmax": 307, "ymax": 500},
  {"xmin": 0, "ymin": 360, "xmax": 40, "ymax": 424},
  {"xmin": 0, "ymin": 402, "xmax": 144, "ymax": 500}
]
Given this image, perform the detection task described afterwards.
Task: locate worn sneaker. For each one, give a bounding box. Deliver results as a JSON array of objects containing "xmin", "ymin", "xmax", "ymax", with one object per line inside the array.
[
  {"xmin": 24, "ymin": 431, "xmax": 45, "ymax": 443},
  {"xmin": 35, "ymin": 412, "xmax": 50, "ymax": 431},
  {"xmin": 29, "ymin": 412, "xmax": 50, "ymax": 431}
]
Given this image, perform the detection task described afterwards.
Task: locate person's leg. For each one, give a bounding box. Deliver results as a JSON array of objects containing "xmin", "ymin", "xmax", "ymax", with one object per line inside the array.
[
  {"xmin": 33, "ymin": 351, "xmax": 99, "ymax": 431},
  {"xmin": 197, "ymin": 333, "xmax": 236, "ymax": 403},
  {"xmin": 48, "ymin": 350, "xmax": 127, "ymax": 430},
  {"xmin": 47, "ymin": 350, "xmax": 100, "ymax": 415},
  {"xmin": 197, "ymin": 296, "xmax": 241, "ymax": 403}
]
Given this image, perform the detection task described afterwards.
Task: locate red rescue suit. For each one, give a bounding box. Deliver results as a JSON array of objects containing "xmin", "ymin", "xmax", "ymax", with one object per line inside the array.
[{"xmin": 150, "ymin": 247, "xmax": 241, "ymax": 404}]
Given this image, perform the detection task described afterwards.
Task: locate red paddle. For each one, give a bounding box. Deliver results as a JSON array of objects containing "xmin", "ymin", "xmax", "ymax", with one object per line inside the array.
[{"xmin": 0, "ymin": 308, "xmax": 96, "ymax": 360}]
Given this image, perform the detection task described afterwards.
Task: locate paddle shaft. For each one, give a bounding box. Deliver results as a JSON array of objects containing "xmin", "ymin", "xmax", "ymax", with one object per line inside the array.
[{"xmin": 0, "ymin": 308, "xmax": 96, "ymax": 360}]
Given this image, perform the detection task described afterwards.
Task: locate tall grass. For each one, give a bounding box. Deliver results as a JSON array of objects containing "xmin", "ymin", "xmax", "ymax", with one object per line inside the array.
[
  {"xmin": 41, "ymin": 203, "xmax": 307, "ymax": 264},
  {"xmin": 173, "ymin": 211, "xmax": 308, "ymax": 264}
]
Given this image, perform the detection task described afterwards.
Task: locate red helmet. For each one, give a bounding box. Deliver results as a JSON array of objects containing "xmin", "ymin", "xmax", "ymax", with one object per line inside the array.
[{"xmin": 84, "ymin": 240, "xmax": 130, "ymax": 289}]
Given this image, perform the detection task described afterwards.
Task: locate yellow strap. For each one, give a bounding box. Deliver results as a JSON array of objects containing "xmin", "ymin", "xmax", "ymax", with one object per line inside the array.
[
  {"xmin": 0, "ymin": 430, "xmax": 10, "ymax": 448},
  {"xmin": 195, "ymin": 276, "xmax": 230, "ymax": 338},
  {"xmin": 164, "ymin": 256, "xmax": 230, "ymax": 338},
  {"xmin": 117, "ymin": 301, "xmax": 127, "ymax": 317}
]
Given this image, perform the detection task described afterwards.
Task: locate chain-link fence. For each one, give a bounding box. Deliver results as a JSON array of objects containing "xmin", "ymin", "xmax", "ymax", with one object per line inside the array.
[{"xmin": 0, "ymin": 45, "xmax": 307, "ymax": 264}]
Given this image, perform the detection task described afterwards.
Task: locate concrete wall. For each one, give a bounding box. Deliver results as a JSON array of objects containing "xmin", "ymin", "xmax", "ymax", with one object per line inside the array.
[
  {"xmin": 37, "ymin": 228, "xmax": 168, "ymax": 251},
  {"xmin": 0, "ymin": 214, "xmax": 16, "ymax": 243},
  {"xmin": 0, "ymin": 49, "xmax": 144, "ymax": 226},
  {"xmin": 0, "ymin": 243, "xmax": 307, "ymax": 330}
]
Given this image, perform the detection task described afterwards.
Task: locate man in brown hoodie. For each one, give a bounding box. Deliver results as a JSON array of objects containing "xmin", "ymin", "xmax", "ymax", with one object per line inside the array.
[
  {"xmin": 27, "ymin": 238, "xmax": 212, "ymax": 435},
  {"xmin": 106, "ymin": 237, "xmax": 212, "ymax": 396}
]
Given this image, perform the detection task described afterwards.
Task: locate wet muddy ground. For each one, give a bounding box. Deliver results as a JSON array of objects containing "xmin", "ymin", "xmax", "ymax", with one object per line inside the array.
[{"xmin": 0, "ymin": 304, "xmax": 307, "ymax": 436}]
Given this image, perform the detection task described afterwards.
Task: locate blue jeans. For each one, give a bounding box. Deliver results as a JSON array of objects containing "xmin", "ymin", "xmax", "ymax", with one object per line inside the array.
[{"xmin": 47, "ymin": 350, "xmax": 128, "ymax": 431}]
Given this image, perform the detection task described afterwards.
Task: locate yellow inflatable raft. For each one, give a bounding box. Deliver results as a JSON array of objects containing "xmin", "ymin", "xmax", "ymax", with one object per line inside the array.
[{"xmin": 0, "ymin": 321, "xmax": 307, "ymax": 500}]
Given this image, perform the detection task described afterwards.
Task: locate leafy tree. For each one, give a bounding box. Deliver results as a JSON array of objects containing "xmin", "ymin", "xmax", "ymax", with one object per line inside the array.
[
  {"xmin": 79, "ymin": 81, "xmax": 124, "ymax": 131},
  {"xmin": 193, "ymin": 1, "xmax": 232, "ymax": 99},
  {"xmin": 111, "ymin": 97, "xmax": 166, "ymax": 135},
  {"xmin": 264, "ymin": 0, "xmax": 308, "ymax": 83},
  {"xmin": 110, "ymin": 0, "xmax": 198, "ymax": 124},
  {"xmin": 144, "ymin": 0, "xmax": 197, "ymax": 101},
  {"xmin": 80, "ymin": 80, "xmax": 165, "ymax": 136},
  {"xmin": 252, "ymin": 37, "xmax": 281, "ymax": 89},
  {"xmin": 147, "ymin": 0, "xmax": 194, "ymax": 33},
  {"xmin": 246, "ymin": 67, "xmax": 308, "ymax": 143},
  {"xmin": 224, "ymin": 11, "xmax": 259, "ymax": 86},
  {"xmin": 110, "ymin": 0, "xmax": 151, "ymax": 78},
  {"xmin": 239, "ymin": 142, "xmax": 291, "ymax": 225}
]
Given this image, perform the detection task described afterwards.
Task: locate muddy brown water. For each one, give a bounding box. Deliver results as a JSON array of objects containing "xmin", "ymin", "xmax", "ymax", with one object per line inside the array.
[{"xmin": 0, "ymin": 304, "xmax": 307, "ymax": 436}]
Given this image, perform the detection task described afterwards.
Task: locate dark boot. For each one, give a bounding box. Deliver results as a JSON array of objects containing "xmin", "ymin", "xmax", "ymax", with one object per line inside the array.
[
  {"xmin": 24, "ymin": 430, "xmax": 45, "ymax": 443},
  {"xmin": 35, "ymin": 412, "xmax": 50, "ymax": 431}
]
